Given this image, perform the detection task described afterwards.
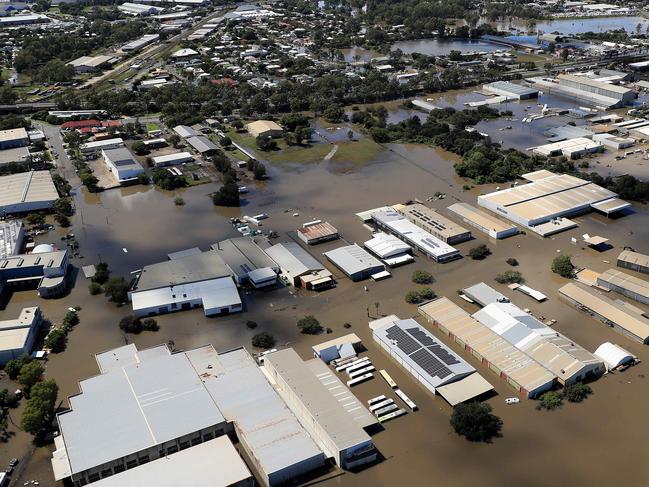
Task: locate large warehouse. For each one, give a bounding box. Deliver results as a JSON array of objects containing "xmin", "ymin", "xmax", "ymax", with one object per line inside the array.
[
  {"xmin": 370, "ymin": 316, "xmax": 494, "ymax": 405},
  {"xmin": 324, "ymin": 244, "xmax": 385, "ymax": 281},
  {"xmin": 102, "ymin": 147, "xmax": 144, "ymax": 183},
  {"xmin": 0, "ymin": 170, "xmax": 59, "ymax": 214},
  {"xmin": 418, "ymin": 297, "xmax": 555, "ymax": 398},
  {"xmin": 264, "ymin": 349, "xmax": 377, "ymax": 469},
  {"xmin": 265, "ymin": 242, "xmax": 333, "ymax": 290},
  {"xmin": 597, "ymin": 268, "xmax": 649, "ymax": 305},
  {"xmin": 447, "ymin": 202, "xmax": 518, "ymax": 239},
  {"xmin": 0, "ymin": 307, "xmax": 42, "ymax": 366},
  {"xmin": 394, "ymin": 203, "xmax": 471, "ymax": 244},
  {"xmin": 211, "ymin": 237, "xmax": 278, "ymax": 287},
  {"xmin": 477, "ymin": 171, "xmax": 629, "ymax": 235},
  {"xmin": 617, "ymin": 249, "xmax": 649, "ymax": 275},
  {"xmin": 129, "ymin": 251, "xmax": 242, "ymax": 317},
  {"xmin": 559, "ymin": 282, "xmax": 649, "ymax": 344},
  {"xmin": 370, "ymin": 207, "xmax": 460, "ymax": 263},
  {"xmin": 482, "ymin": 81, "xmax": 539, "ymax": 100}
]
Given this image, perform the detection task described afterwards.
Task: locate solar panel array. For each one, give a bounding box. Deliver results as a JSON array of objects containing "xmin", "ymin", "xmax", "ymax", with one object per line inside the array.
[{"xmin": 385, "ymin": 325, "xmax": 460, "ymax": 381}]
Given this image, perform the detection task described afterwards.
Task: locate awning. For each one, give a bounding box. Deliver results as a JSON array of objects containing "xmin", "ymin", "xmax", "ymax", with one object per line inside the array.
[
  {"xmin": 583, "ymin": 235, "xmax": 609, "ymax": 246},
  {"xmin": 591, "ymin": 198, "xmax": 631, "ymax": 214},
  {"xmin": 436, "ymin": 373, "xmax": 494, "ymax": 406}
]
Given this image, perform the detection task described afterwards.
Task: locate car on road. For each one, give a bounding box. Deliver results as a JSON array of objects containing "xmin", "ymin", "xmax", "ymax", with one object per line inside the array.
[{"xmin": 505, "ymin": 398, "xmax": 520, "ymax": 405}]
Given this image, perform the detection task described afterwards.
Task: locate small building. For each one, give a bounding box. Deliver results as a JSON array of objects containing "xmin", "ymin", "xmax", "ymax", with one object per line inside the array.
[
  {"xmin": 173, "ymin": 125, "xmax": 199, "ymax": 139},
  {"xmin": 0, "ymin": 171, "xmax": 59, "ymax": 214},
  {"xmin": 0, "ymin": 127, "xmax": 29, "ymax": 150},
  {"xmin": 597, "ymin": 268, "xmax": 649, "ymax": 305},
  {"xmin": 593, "ymin": 342, "xmax": 635, "ymax": 370},
  {"xmin": 151, "ymin": 151, "xmax": 193, "ymax": 167},
  {"xmin": 129, "ymin": 251, "xmax": 242, "ymax": 317},
  {"xmin": 447, "ymin": 202, "xmax": 518, "ymax": 239},
  {"xmin": 297, "ymin": 221, "xmax": 339, "ymax": 245},
  {"xmin": 0, "ymin": 307, "xmax": 41, "ymax": 366},
  {"xmin": 394, "ymin": 203, "xmax": 471, "ymax": 244},
  {"xmin": 263, "ymin": 349, "xmax": 377, "ymax": 469},
  {"xmin": 185, "ymin": 135, "xmax": 218, "ymax": 156},
  {"xmin": 264, "ymin": 242, "xmax": 333, "ymax": 290},
  {"xmin": 211, "ymin": 237, "xmax": 278, "ymax": 288},
  {"xmin": 246, "ymin": 120, "xmax": 283, "ymax": 138},
  {"xmin": 0, "ymin": 220, "xmax": 24, "ymax": 259},
  {"xmin": 323, "ymin": 244, "xmax": 385, "ymax": 281},
  {"xmin": 312, "ymin": 333, "xmax": 362, "ymax": 363},
  {"xmin": 531, "ymin": 137, "xmax": 603, "ymax": 159},
  {"xmin": 617, "ymin": 249, "xmax": 649, "ymax": 275},
  {"xmin": 102, "ymin": 147, "xmax": 144, "ymax": 183},
  {"xmin": 80, "ymin": 138, "xmax": 124, "ymax": 154},
  {"xmin": 559, "ymin": 282, "xmax": 649, "ymax": 344},
  {"xmin": 363, "ymin": 232, "xmax": 411, "ymax": 261},
  {"xmin": 142, "ymin": 138, "xmax": 168, "ymax": 150},
  {"xmin": 0, "ymin": 249, "xmax": 70, "ymax": 297},
  {"xmin": 483, "ymin": 81, "xmax": 539, "ymax": 100},
  {"xmin": 122, "ymin": 34, "xmax": 160, "ymax": 52},
  {"xmin": 171, "ymin": 48, "xmax": 199, "ymax": 61},
  {"xmin": 67, "ymin": 55, "xmax": 116, "ymax": 73}
]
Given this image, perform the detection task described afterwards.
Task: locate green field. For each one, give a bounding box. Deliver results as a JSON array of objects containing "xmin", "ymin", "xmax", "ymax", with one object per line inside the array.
[{"xmin": 146, "ymin": 122, "xmax": 161, "ymax": 132}]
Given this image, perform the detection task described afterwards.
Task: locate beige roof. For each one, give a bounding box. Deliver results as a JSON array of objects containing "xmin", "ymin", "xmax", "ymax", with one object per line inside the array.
[
  {"xmin": 246, "ymin": 120, "xmax": 282, "ymax": 133},
  {"xmin": 418, "ymin": 298, "xmax": 555, "ymax": 395},
  {"xmin": 396, "ymin": 203, "xmax": 470, "ymax": 241},
  {"xmin": 618, "ymin": 249, "xmax": 649, "ymax": 269},
  {"xmin": 522, "ymin": 169, "xmax": 556, "ymax": 181},
  {"xmin": 559, "ymin": 282, "xmax": 649, "ymax": 342},
  {"xmin": 311, "ymin": 333, "xmax": 361, "ymax": 353},
  {"xmin": 558, "ymin": 73, "xmax": 633, "ymax": 95},
  {"xmin": 297, "ymin": 221, "xmax": 338, "ymax": 240},
  {"xmin": 584, "ymin": 235, "xmax": 608, "ymax": 246},
  {"xmin": 598, "ymin": 269, "xmax": 649, "ymax": 299},
  {"xmin": 0, "ymin": 127, "xmax": 28, "ymax": 143},
  {"xmin": 0, "ymin": 171, "xmax": 59, "ymax": 209},
  {"xmin": 447, "ymin": 202, "xmax": 515, "ymax": 234},
  {"xmin": 436, "ymin": 373, "xmax": 494, "ymax": 406}
]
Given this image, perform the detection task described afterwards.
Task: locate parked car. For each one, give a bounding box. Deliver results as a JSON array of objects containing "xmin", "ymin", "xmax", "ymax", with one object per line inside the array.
[{"xmin": 505, "ymin": 397, "xmax": 520, "ymax": 405}]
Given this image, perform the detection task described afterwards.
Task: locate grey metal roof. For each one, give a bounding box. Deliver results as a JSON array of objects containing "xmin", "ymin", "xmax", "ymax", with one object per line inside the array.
[
  {"xmin": 173, "ymin": 125, "xmax": 199, "ymax": 138},
  {"xmin": 485, "ymin": 81, "xmax": 539, "ymax": 96},
  {"xmin": 185, "ymin": 135, "xmax": 217, "ymax": 154},
  {"xmin": 167, "ymin": 247, "xmax": 201, "ymax": 260},
  {"xmin": 57, "ymin": 345, "xmax": 226, "ymax": 475},
  {"xmin": 211, "ymin": 237, "xmax": 278, "ymax": 279},
  {"xmin": 264, "ymin": 349, "xmax": 375, "ymax": 452},
  {"xmin": 133, "ymin": 250, "xmax": 231, "ymax": 291},
  {"xmin": 0, "ymin": 170, "xmax": 59, "ymax": 210},
  {"xmin": 185, "ymin": 346, "xmax": 324, "ymax": 478},
  {"xmin": 102, "ymin": 147, "xmax": 142, "ymax": 170},
  {"xmin": 463, "ymin": 282, "xmax": 508, "ymax": 307},
  {"xmin": 323, "ymin": 244, "xmax": 383, "ymax": 276},
  {"xmin": 264, "ymin": 242, "xmax": 324, "ymax": 277},
  {"xmin": 0, "ymin": 220, "xmax": 22, "ymax": 260}
]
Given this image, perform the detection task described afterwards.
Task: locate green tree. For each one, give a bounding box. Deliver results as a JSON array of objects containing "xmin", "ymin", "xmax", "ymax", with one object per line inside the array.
[
  {"xmin": 280, "ymin": 113, "xmax": 309, "ymax": 131},
  {"xmin": 52, "ymin": 197, "xmax": 73, "ymax": 216},
  {"xmin": 21, "ymin": 379, "xmax": 58, "ymax": 438},
  {"xmin": 92, "ymin": 262, "xmax": 110, "ymax": 285},
  {"xmin": 405, "ymin": 287, "xmax": 436, "ymax": 304},
  {"xmin": 563, "ymin": 383, "xmax": 592, "ymax": 403},
  {"xmin": 119, "ymin": 315, "xmax": 142, "ymax": 334},
  {"xmin": 44, "ymin": 329, "xmax": 67, "ymax": 353},
  {"xmin": 537, "ymin": 391, "xmax": 563, "ymax": 410},
  {"xmin": 26, "ymin": 213, "xmax": 45, "ymax": 227},
  {"xmin": 551, "ymin": 255, "xmax": 574, "ymax": 278},
  {"xmin": 131, "ymin": 141, "xmax": 148, "ymax": 155},
  {"xmin": 220, "ymin": 136, "xmax": 232, "ymax": 147},
  {"xmin": 18, "ymin": 361, "xmax": 45, "ymax": 396},
  {"xmin": 450, "ymin": 402, "xmax": 502, "ymax": 442},
  {"xmin": 412, "ymin": 269, "xmax": 434, "ymax": 284},
  {"xmin": 469, "ymin": 244, "xmax": 491, "ymax": 260},
  {"xmin": 252, "ymin": 332, "xmax": 276, "ymax": 349},
  {"xmin": 212, "ymin": 178, "xmax": 240, "ymax": 207},
  {"xmin": 4, "ymin": 356, "xmax": 32, "ymax": 380},
  {"xmin": 104, "ymin": 277, "xmax": 129, "ymax": 304},
  {"xmin": 88, "ymin": 282, "xmax": 102, "ymax": 295},
  {"xmin": 54, "ymin": 214, "xmax": 70, "ymax": 227},
  {"xmin": 62, "ymin": 311, "xmax": 79, "ymax": 331},
  {"xmin": 253, "ymin": 163, "xmax": 267, "ymax": 180},
  {"xmin": 494, "ymin": 270, "xmax": 524, "ymax": 284},
  {"xmin": 297, "ymin": 315, "xmax": 323, "ymax": 334}
]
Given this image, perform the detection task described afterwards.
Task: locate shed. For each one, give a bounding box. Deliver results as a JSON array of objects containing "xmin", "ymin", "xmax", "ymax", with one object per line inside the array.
[
  {"xmin": 323, "ymin": 244, "xmax": 384, "ymax": 281},
  {"xmin": 593, "ymin": 342, "xmax": 635, "ymax": 370}
]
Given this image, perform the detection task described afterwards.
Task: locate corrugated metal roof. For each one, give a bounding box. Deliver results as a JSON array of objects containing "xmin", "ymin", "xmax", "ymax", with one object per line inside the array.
[
  {"xmin": 324, "ymin": 244, "xmax": 384, "ymax": 276},
  {"xmin": 265, "ymin": 242, "xmax": 324, "ymax": 277}
]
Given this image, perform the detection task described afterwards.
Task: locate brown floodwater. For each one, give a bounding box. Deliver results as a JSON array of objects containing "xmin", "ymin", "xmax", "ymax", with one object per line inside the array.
[{"xmin": 3, "ymin": 142, "xmax": 649, "ymax": 486}]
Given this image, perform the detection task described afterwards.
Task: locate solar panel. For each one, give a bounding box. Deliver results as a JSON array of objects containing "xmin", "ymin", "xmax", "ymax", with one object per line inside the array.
[
  {"xmin": 410, "ymin": 349, "xmax": 452, "ymax": 379},
  {"xmin": 385, "ymin": 325, "xmax": 420, "ymax": 355},
  {"xmin": 405, "ymin": 327, "xmax": 435, "ymax": 346},
  {"xmin": 426, "ymin": 344, "xmax": 461, "ymax": 366}
]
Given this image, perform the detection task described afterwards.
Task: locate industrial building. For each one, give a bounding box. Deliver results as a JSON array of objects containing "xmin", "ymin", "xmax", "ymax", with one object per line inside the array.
[
  {"xmin": 597, "ymin": 268, "xmax": 649, "ymax": 305},
  {"xmin": 129, "ymin": 251, "xmax": 242, "ymax": 317},
  {"xmin": 324, "ymin": 244, "xmax": 385, "ymax": 281},
  {"xmin": 617, "ymin": 249, "xmax": 649, "ymax": 275},
  {"xmin": 370, "ymin": 316, "xmax": 494, "ymax": 405},
  {"xmin": 593, "ymin": 342, "xmax": 635, "ymax": 371},
  {"xmin": 0, "ymin": 170, "xmax": 59, "ymax": 214},
  {"xmin": 363, "ymin": 232, "xmax": 412, "ymax": 265},
  {"xmin": 0, "ymin": 220, "xmax": 23, "ymax": 259},
  {"xmin": 186, "ymin": 346, "xmax": 326, "ymax": 487},
  {"xmin": 531, "ymin": 137, "xmax": 603, "ymax": 159},
  {"xmin": 557, "ymin": 74, "xmax": 635, "ymax": 105},
  {"xmin": 482, "ymin": 81, "xmax": 539, "ymax": 100},
  {"xmin": 0, "ymin": 248, "xmax": 70, "ymax": 298},
  {"xmin": 92, "ymin": 436, "xmax": 253, "ymax": 487},
  {"xmin": 297, "ymin": 221, "xmax": 339, "ymax": 245},
  {"xmin": 151, "ymin": 152, "xmax": 193, "ymax": 167},
  {"xmin": 211, "ymin": 237, "xmax": 278, "ymax": 288},
  {"xmin": 122, "ymin": 34, "xmax": 160, "ymax": 52},
  {"xmin": 531, "ymin": 74, "xmax": 635, "ymax": 109},
  {"xmin": 394, "ymin": 203, "xmax": 471, "ymax": 244},
  {"xmin": 102, "ymin": 148, "xmax": 144, "ymax": 183},
  {"xmin": 246, "ymin": 120, "xmax": 283, "ymax": 138},
  {"xmin": 477, "ymin": 171, "xmax": 629, "ymax": 235},
  {"xmin": 559, "ymin": 282, "xmax": 649, "ymax": 344},
  {"xmin": 173, "ymin": 125, "xmax": 199, "ymax": 138},
  {"xmin": 67, "ymin": 55, "xmax": 117, "ymax": 73},
  {"xmin": 264, "ymin": 242, "xmax": 333, "ymax": 290},
  {"xmin": 0, "ymin": 307, "xmax": 41, "ymax": 365},
  {"xmin": 464, "ymin": 282, "xmax": 604, "ymax": 384},
  {"xmin": 117, "ymin": 2, "xmax": 163, "ymax": 16},
  {"xmin": 370, "ymin": 207, "xmax": 460, "ymax": 263},
  {"xmin": 311, "ymin": 333, "xmax": 362, "ymax": 363},
  {"xmin": 418, "ymin": 297, "xmax": 555, "ymax": 398},
  {"xmin": 185, "ymin": 135, "xmax": 218, "ymax": 156},
  {"xmin": 80, "ymin": 138, "xmax": 124, "ymax": 154},
  {"xmin": 264, "ymin": 349, "xmax": 378, "ymax": 469},
  {"xmin": 447, "ymin": 202, "xmax": 517, "ymax": 239},
  {"xmin": 0, "ymin": 127, "xmax": 29, "ymax": 150}
]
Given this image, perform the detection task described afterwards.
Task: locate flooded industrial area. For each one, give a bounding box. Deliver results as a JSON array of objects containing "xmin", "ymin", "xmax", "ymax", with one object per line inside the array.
[{"xmin": 3, "ymin": 130, "xmax": 649, "ymax": 486}]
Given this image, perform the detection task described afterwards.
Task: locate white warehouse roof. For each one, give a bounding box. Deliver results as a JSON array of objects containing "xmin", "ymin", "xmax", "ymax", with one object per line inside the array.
[
  {"xmin": 593, "ymin": 342, "xmax": 635, "ymax": 370},
  {"xmin": 364, "ymin": 232, "xmax": 411, "ymax": 259}
]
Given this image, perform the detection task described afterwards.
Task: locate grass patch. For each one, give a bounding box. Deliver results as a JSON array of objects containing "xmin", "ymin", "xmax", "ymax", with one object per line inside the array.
[
  {"xmin": 230, "ymin": 148, "xmax": 249, "ymax": 162},
  {"xmin": 331, "ymin": 138, "xmax": 382, "ymax": 164},
  {"xmin": 146, "ymin": 122, "xmax": 160, "ymax": 132}
]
